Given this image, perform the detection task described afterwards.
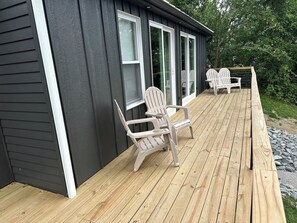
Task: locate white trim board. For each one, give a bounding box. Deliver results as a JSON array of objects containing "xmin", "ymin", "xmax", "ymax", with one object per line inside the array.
[{"xmin": 31, "ymin": 0, "xmax": 76, "ymax": 198}]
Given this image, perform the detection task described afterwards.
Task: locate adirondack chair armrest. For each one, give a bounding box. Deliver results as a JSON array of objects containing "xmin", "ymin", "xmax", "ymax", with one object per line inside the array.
[
  {"xmin": 128, "ymin": 128, "xmax": 170, "ymax": 139},
  {"xmin": 167, "ymin": 105, "xmax": 190, "ymax": 119},
  {"xmin": 145, "ymin": 111, "xmax": 165, "ymax": 119},
  {"xmin": 230, "ymin": 77, "xmax": 241, "ymax": 82},
  {"xmin": 126, "ymin": 117, "xmax": 160, "ymax": 129}
]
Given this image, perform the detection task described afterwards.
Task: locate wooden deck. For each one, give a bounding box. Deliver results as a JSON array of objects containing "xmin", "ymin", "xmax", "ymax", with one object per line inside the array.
[{"xmin": 0, "ymin": 70, "xmax": 285, "ymax": 222}]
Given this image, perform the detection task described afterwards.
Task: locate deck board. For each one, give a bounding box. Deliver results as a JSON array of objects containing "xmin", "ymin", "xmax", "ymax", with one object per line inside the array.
[{"xmin": 0, "ymin": 88, "xmax": 284, "ymax": 223}]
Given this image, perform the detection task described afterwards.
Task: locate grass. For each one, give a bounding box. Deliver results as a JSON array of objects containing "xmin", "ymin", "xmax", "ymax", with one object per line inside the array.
[
  {"xmin": 283, "ymin": 196, "xmax": 297, "ymax": 223},
  {"xmin": 260, "ymin": 94, "xmax": 297, "ymax": 120}
]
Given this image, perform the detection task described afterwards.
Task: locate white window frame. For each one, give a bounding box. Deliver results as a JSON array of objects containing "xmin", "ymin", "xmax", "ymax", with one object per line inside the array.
[
  {"xmin": 180, "ymin": 32, "xmax": 196, "ymax": 105},
  {"xmin": 118, "ymin": 11, "xmax": 145, "ymax": 110},
  {"xmin": 149, "ymin": 21, "xmax": 176, "ymax": 116}
]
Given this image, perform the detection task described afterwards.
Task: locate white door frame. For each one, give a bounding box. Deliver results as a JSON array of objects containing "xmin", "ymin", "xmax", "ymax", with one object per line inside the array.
[
  {"xmin": 181, "ymin": 32, "xmax": 196, "ymax": 106},
  {"xmin": 149, "ymin": 21, "xmax": 176, "ymax": 116}
]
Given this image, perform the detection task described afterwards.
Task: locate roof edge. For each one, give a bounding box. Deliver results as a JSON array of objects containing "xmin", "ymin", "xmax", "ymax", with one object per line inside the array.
[{"xmin": 161, "ymin": 0, "xmax": 214, "ymax": 35}]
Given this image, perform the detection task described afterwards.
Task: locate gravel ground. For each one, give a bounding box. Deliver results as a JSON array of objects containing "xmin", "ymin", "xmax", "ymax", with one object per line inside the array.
[{"xmin": 268, "ymin": 127, "xmax": 297, "ymax": 198}]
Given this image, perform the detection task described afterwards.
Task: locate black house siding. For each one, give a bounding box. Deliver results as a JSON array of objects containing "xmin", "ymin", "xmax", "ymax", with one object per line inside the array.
[
  {"xmin": 0, "ymin": 0, "xmax": 67, "ymax": 195},
  {"xmin": 43, "ymin": 0, "xmax": 209, "ymax": 186}
]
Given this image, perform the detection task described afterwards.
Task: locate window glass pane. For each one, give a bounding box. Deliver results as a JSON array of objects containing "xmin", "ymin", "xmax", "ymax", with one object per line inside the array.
[
  {"xmin": 118, "ymin": 18, "xmax": 137, "ymax": 61},
  {"xmin": 189, "ymin": 38, "xmax": 195, "ymax": 94},
  {"xmin": 150, "ymin": 27, "xmax": 163, "ymax": 92},
  {"xmin": 163, "ymin": 31, "xmax": 172, "ymax": 105},
  {"xmin": 181, "ymin": 37, "xmax": 186, "ymax": 71},
  {"xmin": 181, "ymin": 36, "xmax": 187, "ymax": 98},
  {"xmin": 123, "ymin": 64, "xmax": 142, "ymax": 105}
]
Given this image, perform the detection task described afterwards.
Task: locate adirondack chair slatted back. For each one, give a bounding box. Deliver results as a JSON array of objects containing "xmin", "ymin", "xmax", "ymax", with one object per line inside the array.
[
  {"xmin": 219, "ymin": 68, "xmax": 231, "ymax": 85},
  {"xmin": 206, "ymin": 69, "xmax": 218, "ymax": 88},
  {"xmin": 144, "ymin": 87, "xmax": 167, "ymax": 126},
  {"xmin": 114, "ymin": 100, "xmax": 139, "ymax": 146}
]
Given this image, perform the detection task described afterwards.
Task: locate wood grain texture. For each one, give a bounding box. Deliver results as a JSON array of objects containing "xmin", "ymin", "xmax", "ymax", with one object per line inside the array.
[
  {"xmin": 251, "ymin": 67, "xmax": 276, "ymax": 171},
  {"xmin": 253, "ymin": 170, "xmax": 286, "ymax": 223}
]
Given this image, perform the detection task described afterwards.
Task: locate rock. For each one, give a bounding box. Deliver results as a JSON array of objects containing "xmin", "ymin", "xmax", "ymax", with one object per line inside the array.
[
  {"xmin": 286, "ymin": 149, "xmax": 292, "ymax": 154},
  {"xmin": 283, "ymin": 152, "xmax": 290, "ymax": 157},
  {"xmin": 274, "ymin": 155, "xmax": 283, "ymax": 160},
  {"xmin": 268, "ymin": 127, "xmax": 297, "ymax": 199},
  {"xmin": 292, "ymin": 192, "xmax": 297, "ymax": 200},
  {"xmin": 273, "ymin": 150, "xmax": 282, "ymax": 156},
  {"xmin": 277, "ymin": 166, "xmax": 286, "ymax": 170},
  {"xmin": 286, "ymin": 166, "xmax": 295, "ymax": 172}
]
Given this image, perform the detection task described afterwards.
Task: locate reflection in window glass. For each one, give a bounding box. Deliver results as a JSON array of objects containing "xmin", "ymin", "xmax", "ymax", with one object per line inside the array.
[
  {"xmin": 180, "ymin": 34, "xmax": 196, "ymax": 99},
  {"xmin": 181, "ymin": 36, "xmax": 187, "ymax": 98},
  {"xmin": 123, "ymin": 64, "xmax": 142, "ymax": 104},
  {"xmin": 118, "ymin": 18, "xmax": 137, "ymax": 61},
  {"xmin": 150, "ymin": 27, "xmax": 163, "ymax": 92},
  {"xmin": 163, "ymin": 31, "xmax": 172, "ymax": 105},
  {"xmin": 189, "ymin": 38, "xmax": 195, "ymax": 94}
]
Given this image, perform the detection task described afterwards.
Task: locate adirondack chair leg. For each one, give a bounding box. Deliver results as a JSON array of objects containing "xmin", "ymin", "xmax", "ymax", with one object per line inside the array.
[
  {"xmin": 129, "ymin": 145, "xmax": 138, "ymax": 158},
  {"xmin": 214, "ymin": 87, "xmax": 218, "ymax": 96},
  {"xmin": 227, "ymin": 87, "xmax": 231, "ymax": 94},
  {"xmin": 134, "ymin": 152, "xmax": 146, "ymax": 172},
  {"xmin": 189, "ymin": 126, "xmax": 194, "ymax": 139},
  {"xmin": 169, "ymin": 138, "xmax": 179, "ymax": 167},
  {"xmin": 172, "ymin": 129, "xmax": 178, "ymax": 146}
]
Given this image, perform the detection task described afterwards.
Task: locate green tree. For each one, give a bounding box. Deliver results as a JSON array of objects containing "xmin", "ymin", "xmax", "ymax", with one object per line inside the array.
[{"xmin": 170, "ymin": 0, "xmax": 297, "ymax": 104}]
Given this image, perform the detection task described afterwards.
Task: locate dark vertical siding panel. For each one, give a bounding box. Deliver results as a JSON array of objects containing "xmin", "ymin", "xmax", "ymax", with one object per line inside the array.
[
  {"xmin": 201, "ymin": 36, "xmax": 207, "ymax": 91},
  {"xmin": 130, "ymin": 4, "xmax": 139, "ymax": 17},
  {"xmin": 43, "ymin": 0, "xmax": 101, "ymax": 186},
  {"xmin": 140, "ymin": 8, "xmax": 152, "ymax": 88},
  {"xmin": 115, "ymin": 0, "xmax": 124, "ymax": 11},
  {"xmin": 196, "ymin": 35, "xmax": 202, "ymax": 94},
  {"xmin": 167, "ymin": 20, "xmax": 174, "ymax": 29},
  {"xmin": 101, "ymin": 0, "xmax": 127, "ymax": 154},
  {"xmin": 123, "ymin": 0, "xmax": 131, "ymax": 13},
  {"xmin": 153, "ymin": 13, "xmax": 161, "ymax": 23},
  {"xmin": 132, "ymin": 108, "xmax": 140, "ymax": 132},
  {"xmin": 79, "ymin": 0, "xmax": 118, "ymax": 166}
]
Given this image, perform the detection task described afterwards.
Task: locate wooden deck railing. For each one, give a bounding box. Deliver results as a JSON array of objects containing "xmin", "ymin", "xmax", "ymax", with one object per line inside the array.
[
  {"xmin": 250, "ymin": 67, "xmax": 286, "ymax": 222},
  {"xmin": 210, "ymin": 66, "xmax": 286, "ymax": 222}
]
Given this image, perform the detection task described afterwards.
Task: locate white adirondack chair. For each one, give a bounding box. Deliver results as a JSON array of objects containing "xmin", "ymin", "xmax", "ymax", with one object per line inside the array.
[
  {"xmin": 206, "ymin": 69, "xmax": 231, "ymax": 95},
  {"xmin": 206, "ymin": 68, "xmax": 218, "ymax": 89},
  {"xmin": 218, "ymin": 68, "xmax": 241, "ymax": 91},
  {"xmin": 144, "ymin": 87, "xmax": 194, "ymax": 145},
  {"xmin": 114, "ymin": 100, "xmax": 179, "ymax": 172}
]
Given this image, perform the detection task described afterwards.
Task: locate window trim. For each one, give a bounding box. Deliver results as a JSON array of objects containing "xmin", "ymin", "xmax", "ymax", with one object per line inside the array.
[
  {"xmin": 180, "ymin": 32, "xmax": 196, "ymax": 105},
  {"xmin": 118, "ymin": 11, "xmax": 145, "ymax": 110}
]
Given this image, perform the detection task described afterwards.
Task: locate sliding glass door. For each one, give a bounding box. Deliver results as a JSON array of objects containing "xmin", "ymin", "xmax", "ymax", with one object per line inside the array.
[
  {"xmin": 150, "ymin": 22, "xmax": 176, "ymax": 114},
  {"xmin": 181, "ymin": 33, "xmax": 196, "ymax": 105}
]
